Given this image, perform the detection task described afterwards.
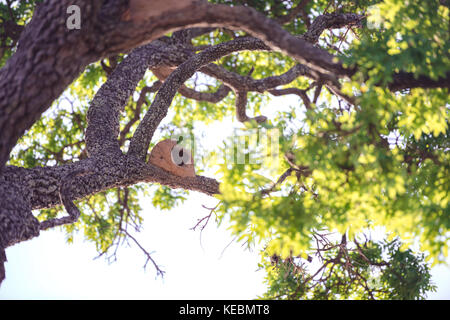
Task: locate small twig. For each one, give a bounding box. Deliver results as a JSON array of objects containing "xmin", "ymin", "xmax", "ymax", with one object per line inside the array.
[
  {"xmin": 313, "ymin": 83, "xmax": 323, "ymax": 104},
  {"xmin": 235, "ymin": 91, "xmax": 267, "ymax": 123},
  {"xmin": 219, "ymin": 235, "xmax": 239, "ymax": 259},
  {"xmin": 122, "ymin": 229, "xmax": 165, "ymax": 277},
  {"xmin": 337, "ymin": 27, "xmax": 351, "ymax": 51},
  {"xmin": 268, "ymin": 88, "xmax": 312, "ymax": 110},
  {"xmin": 260, "ymin": 168, "xmax": 293, "ymax": 196},
  {"xmin": 191, "ymin": 202, "xmax": 221, "ymax": 232}
]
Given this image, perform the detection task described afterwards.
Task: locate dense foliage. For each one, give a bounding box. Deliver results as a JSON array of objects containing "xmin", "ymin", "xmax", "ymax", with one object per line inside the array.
[{"xmin": 2, "ymin": 0, "xmax": 448, "ymax": 299}]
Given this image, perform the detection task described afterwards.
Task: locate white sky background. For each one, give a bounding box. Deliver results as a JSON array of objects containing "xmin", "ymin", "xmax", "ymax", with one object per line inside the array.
[
  {"xmin": 1, "ymin": 194, "xmax": 449, "ymax": 299},
  {"xmin": 0, "ymin": 87, "xmax": 449, "ymax": 300},
  {"xmin": 0, "ymin": 193, "xmax": 268, "ymax": 299}
]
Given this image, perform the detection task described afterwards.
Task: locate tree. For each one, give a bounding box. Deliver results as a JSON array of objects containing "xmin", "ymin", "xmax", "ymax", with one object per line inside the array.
[{"xmin": 0, "ymin": 0, "xmax": 448, "ymax": 299}]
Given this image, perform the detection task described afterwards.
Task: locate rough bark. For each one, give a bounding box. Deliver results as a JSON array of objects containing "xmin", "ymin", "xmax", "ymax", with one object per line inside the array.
[
  {"xmin": 0, "ymin": 0, "xmax": 356, "ymax": 172},
  {"xmin": 0, "ymin": 179, "xmax": 40, "ymax": 284},
  {"xmin": 0, "ymin": 0, "xmax": 103, "ymax": 174},
  {"xmin": 86, "ymin": 42, "xmax": 164, "ymax": 157},
  {"xmin": 128, "ymin": 36, "xmax": 273, "ymax": 161},
  {"xmin": 0, "ymin": 0, "xmax": 448, "ymax": 286},
  {"xmin": 0, "ymin": 0, "xmax": 445, "ymax": 172},
  {"xmin": 3, "ymin": 156, "xmax": 219, "ymax": 212},
  {"xmin": 178, "ymin": 84, "xmax": 232, "ymax": 103}
]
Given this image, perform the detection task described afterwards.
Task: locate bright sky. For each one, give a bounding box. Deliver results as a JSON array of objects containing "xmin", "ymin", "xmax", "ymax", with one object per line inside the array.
[
  {"xmin": 0, "ymin": 88, "xmax": 448, "ymax": 300},
  {"xmin": 0, "ymin": 193, "xmax": 268, "ymax": 299},
  {"xmin": 0, "ymin": 192, "xmax": 449, "ymax": 299}
]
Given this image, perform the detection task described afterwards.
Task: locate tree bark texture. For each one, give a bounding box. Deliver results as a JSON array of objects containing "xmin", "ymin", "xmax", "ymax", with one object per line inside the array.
[{"xmin": 0, "ymin": 0, "xmax": 448, "ymax": 285}]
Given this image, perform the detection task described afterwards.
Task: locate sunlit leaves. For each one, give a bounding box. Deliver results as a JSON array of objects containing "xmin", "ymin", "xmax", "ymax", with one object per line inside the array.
[
  {"xmin": 260, "ymin": 237, "xmax": 436, "ymax": 300},
  {"xmin": 151, "ymin": 185, "xmax": 188, "ymax": 211},
  {"xmin": 347, "ymin": 0, "xmax": 449, "ymax": 81},
  {"xmin": 5, "ymin": 0, "xmax": 448, "ymax": 299},
  {"xmin": 210, "ymin": 0, "xmax": 449, "ymax": 297},
  {"xmin": 0, "ymin": 0, "xmax": 42, "ymax": 66}
]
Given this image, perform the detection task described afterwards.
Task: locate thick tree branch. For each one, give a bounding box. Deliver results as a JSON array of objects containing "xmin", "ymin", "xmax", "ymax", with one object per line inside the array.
[
  {"xmin": 389, "ymin": 71, "xmax": 450, "ymax": 91},
  {"xmin": 0, "ymin": 151, "xmax": 219, "ymax": 282},
  {"xmin": 3, "ymin": 156, "xmax": 219, "ymax": 212},
  {"xmin": 85, "ymin": 43, "xmax": 164, "ymax": 157},
  {"xmin": 39, "ymin": 169, "xmax": 92, "ymax": 230},
  {"xmin": 0, "ymin": 179, "xmax": 40, "ymax": 286},
  {"xmin": 0, "ymin": 0, "xmax": 104, "ymax": 173},
  {"xmin": 0, "ymin": 0, "xmax": 355, "ymax": 172},
  {"xmin": 120, "ymin": 1, "xmax": 350, "ymax": 76},
  {"xmin": 128, "ymin": 37, "xmax": 271, "ymax": 161}
]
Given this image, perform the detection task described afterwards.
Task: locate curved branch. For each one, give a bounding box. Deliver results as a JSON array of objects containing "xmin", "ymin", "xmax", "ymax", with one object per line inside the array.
[
  {"xmin": 269, "ymin": 88, "xmax": 312, "ymax": 110},
  {"xmin": 201, "ymin": 62, "xmax": 312, "ymax": 93},
  {"xmin": 128, "ymin": 37, "xmax": 270, "ymax": 161},
  {"xmin": 178, "ymin": 84, "xmax": 231, "ymax": 103},
  {"xmin": 40, "ymin": 169, "xmax": 92, "ymax": 231},
  {"xmin": 85, "ymin": 43, "xmax": 162, "ymax": 157},
  {"xmin": 121, "ymin": 1, "xmax": 350, "ymax": 76},
  {"xmin": 235, "ymin": 91, "xmax": 267, "ymax": 123}
]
